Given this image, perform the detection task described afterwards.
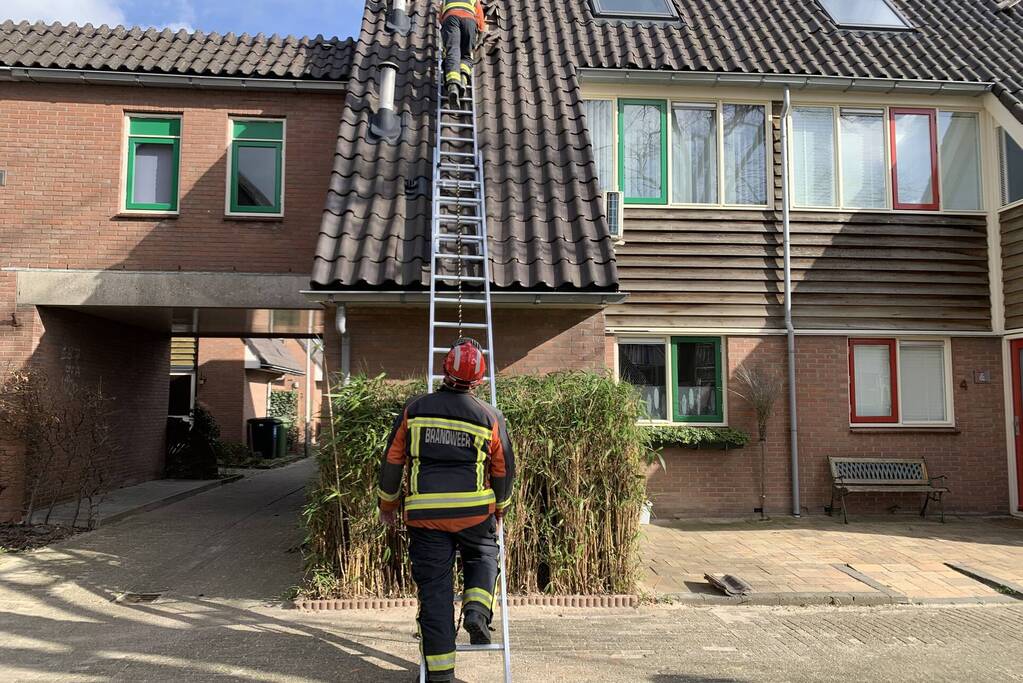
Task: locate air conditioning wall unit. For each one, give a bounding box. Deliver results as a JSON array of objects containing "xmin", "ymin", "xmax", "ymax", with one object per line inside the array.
[{"xmin": 603, "ymin": 190, "xmax": 623, "ymax": 239}]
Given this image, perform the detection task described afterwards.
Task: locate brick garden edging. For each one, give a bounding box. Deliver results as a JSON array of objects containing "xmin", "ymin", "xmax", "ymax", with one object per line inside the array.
[{"xmin": 292, "ymin": 594, "xmax": 640, "ymax": 610}]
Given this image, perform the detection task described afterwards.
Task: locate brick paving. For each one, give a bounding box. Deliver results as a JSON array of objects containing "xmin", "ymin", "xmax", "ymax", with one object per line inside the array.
[{"xmin": 642, "ymin": 516, "xmax": 1023, "ymax": 602}]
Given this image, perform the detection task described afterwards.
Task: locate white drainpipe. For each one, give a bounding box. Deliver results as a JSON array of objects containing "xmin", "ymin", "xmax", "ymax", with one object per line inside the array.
[{"xmin": 781, "ymin": 86, "xmax": 801, "ymax": 517}]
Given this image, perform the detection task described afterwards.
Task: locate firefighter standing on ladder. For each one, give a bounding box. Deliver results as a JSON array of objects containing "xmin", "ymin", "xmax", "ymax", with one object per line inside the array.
[
  {"xmin": 440, "ymin": 0, "xmax": 486, "ymax": 109},
  {"xmin": 378, "ymin": 338, "xmax": 515, "ymax": 683}
]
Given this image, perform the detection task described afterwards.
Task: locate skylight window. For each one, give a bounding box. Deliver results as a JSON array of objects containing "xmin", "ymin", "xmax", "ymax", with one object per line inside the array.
[
  {"xmin": 591, "ymin": 0, "xmax": 678, "ymax": 19},
  {"xmin": 818, "ymin": 0, "xmax": 910, "ymax": 28}
]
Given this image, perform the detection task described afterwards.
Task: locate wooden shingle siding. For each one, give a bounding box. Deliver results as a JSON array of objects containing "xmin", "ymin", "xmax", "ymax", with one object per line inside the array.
[
  {"xmin": 609, "ymin": 210, "xmax": 989, "ymax": 330},
  {"xmin": 1001, "ymin": 203, "xmax": 1023, "ymax": 331}
]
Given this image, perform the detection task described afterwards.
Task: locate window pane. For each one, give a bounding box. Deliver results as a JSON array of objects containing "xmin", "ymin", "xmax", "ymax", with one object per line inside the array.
[
  {"xmin": 792, "ymin": 107, "xmax": 836, "ymax": 207},
  {"xmin": 723, "ymin": 104, "xmax": 766, "ymax": 205},
  {"xmin": 671, "ymin": 105, "xmax": 717, "ymax": 204},
  {"xmin": 1001, "ymin": 129, "xmax": 1023, "ymax": 205},
  {"xmin": 899, "ymin": 342, "xmax": 947, "ymax": 422},
  {"xmin": 619, "ymin": 343, "xmax": 667, "ymax": 420},
  {"xmin": 168, "ymin": 375, "xmax": 193, "ymax": 416},
  {"xmin": 676, "ymin": 341, "xmax": 720, "ymax": 419},
  {"xmin": 840, "ymin": 109, "xmax": 887, "ymax": 209},
  {"xmin": 939, "ymin": 112, "xmax": 981, "ymax": 211},
  {"xmin": 819, "ymin": 0, "xmax": 908, "ymax": 28},
  {"xmin": 132, "ymin": 143, "xmax": 174, "ymax": 205},
  {"xmin": 236, "ymin": 146, "xmax": 279, "ymax": 208},
  {"xmin": 893, "ymin": 111, "xmax": 936, "ymax": 207},
  {"xmin": 583, "ymin": 100, "xmax": 614, "ymax": 194},
  {"xmin": 621, "ymin": 102, "xmax": 664, "ymax": 201},
  {"xmin": 593, "ymin": 0, "xmax": 675, "ymax": 16},
  {"xmin": 853, "ymin": 344, "xmax": 892, "ymax": 418}
]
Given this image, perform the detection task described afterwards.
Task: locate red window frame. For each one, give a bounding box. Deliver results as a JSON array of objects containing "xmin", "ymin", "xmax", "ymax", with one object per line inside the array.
[
  {"xmin": 848, "ymin": 339, "xmax": 899, "ymax": 424},
  {"xmin": 889, "ymin": 108, "xmax": 940, "ymax": 211}
]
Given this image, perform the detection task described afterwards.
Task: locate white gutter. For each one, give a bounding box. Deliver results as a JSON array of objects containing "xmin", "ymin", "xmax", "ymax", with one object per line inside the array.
[
  {"xmin": 0, "ymin": 66, "xmax": 347, "ymax": 92},
  {"xmin": 781, "ymin": 86, "xmax": 801, "ymax": 518},
  {"xmin": 335, "ymin": 303, "xmax": 351, "ymax": 385},
  {"xmin": 578, "ymin": 68, "xmax": 994, "ymax": 95}
]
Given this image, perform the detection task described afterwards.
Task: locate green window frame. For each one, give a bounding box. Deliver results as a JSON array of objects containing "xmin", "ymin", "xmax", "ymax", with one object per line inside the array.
[
  {"xmin": 618, "ymin": 99, "xmax": 667, "ymax": 205},
  {"xmin": 670, "ymin": 336, "xmax": 724, "ymax": 423},
  {"xmin": 125, "ymin": 116, "xmax": 181, "ymax": 212},
  {"xmin": 229, "ymin": 119, "xmax": 285, "ymax": 215}
]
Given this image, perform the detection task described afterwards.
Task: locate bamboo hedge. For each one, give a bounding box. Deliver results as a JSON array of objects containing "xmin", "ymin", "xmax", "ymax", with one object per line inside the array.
[{"xmin": 301, "ymin": 372, "xmax": 648, "ymax": 599}]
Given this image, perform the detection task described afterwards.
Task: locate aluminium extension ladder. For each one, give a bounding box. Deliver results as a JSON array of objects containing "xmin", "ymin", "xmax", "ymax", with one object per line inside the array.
[{"xmin": 419, "ymin": 38, "xmax": 513, "ymax": 683}]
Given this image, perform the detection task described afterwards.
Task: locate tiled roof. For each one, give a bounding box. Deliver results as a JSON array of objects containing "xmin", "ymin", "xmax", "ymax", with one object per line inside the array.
[
  {"xmin": 0, "ymin": 20, "xmax": 354, "ymax": 80},
  {"xmin": 308, "ymin": 0, "xmax": 1021, "ymax": 291},
  {"xmin": 245, "ymin": 339, "xmax": 304, "ymax": 375}
]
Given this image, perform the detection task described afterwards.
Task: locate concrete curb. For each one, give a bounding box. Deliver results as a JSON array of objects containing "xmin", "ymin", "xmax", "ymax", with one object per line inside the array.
[
  {"xmin": 98, "ymin": 474, "xmax": 244, "ymax": 527},
  {"xmin": 832, "ymin": 563, "xmax": 910, "ymax": 604},
  {"xmin": 655, "ymin": 591, "xmax": 897, "ymax": 607},
  {"xmin": 292, "ymin": 594, "xmax": 641, "ymax": 610}
]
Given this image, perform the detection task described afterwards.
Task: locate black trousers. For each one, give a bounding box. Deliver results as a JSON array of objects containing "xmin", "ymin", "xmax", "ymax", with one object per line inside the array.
[
  {"xmin": 410, "ymin": 516, "xmax": 499, "ymax": 682},
  {"xmin": 441, "ymin": 14, "xmax": 476, "ymax": 88}
]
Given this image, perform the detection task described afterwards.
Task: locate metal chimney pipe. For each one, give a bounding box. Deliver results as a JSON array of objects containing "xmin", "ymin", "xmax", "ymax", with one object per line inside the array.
[
  {"xmin": 387, "ymin": 0, "xmax": 411, "ymax": 35},
  {"xmin": 370, "ymin": 61, "xmax": 401, "ymax": 142}
]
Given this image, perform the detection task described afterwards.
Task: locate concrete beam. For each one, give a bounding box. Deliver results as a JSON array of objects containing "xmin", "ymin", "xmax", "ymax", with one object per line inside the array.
[{"xmin": 12, "ymin": 269, "xmax": 318, "ymax": 309}]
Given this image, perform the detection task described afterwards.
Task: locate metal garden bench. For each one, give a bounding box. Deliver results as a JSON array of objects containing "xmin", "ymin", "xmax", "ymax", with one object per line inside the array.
[{"xmin": 828, "ymin": 457, "xmax": 949, "ymax": 524}]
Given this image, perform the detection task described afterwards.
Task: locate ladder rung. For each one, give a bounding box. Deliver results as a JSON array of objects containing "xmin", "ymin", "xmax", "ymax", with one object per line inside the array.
[
  {"xmin": 434, "ymin": 321, "xmax": 489, "ymax": 329},
  {"xmin": 438, "ymin": 197, "xmax": 482, "ymax": 204},
  {"xmin": 434, "ymin": 253, "xmax": 485, "ymax": 261},
  {"xmin": 440, "ymin": 122, "xmax": 475, "ymax": 129},
  {"xmin": 440, "ymin": 136, "xmax": 475, "ymax": 143},
  {"xmin": 438, "ymin": 179, "xmax": 480, "ymax": 187},
  {"xmin": 439, "ymin": 166, "xmax": 478, "ymax": 174},
  {"xmin": 433, "ymin": 346, "xmax": 488, "ymax": 354},
  {"xmin": 440, "ymin": 108, "xmax": 473, "ymax": 115},
  {"xmin": 440, "ymin": 151, "xmax": 475, "ymax": 157},
  {"xmin": 457, "ymin": 644, "xmax": 505, "ymax": 652},
  {"xmin": 437, "ymin": 215, "xmax": 482, "ymax": 222},
  {"xmin": 432, "ymin": 274, "xmax": 486, "ymax": 282},
  {"xmin": 435, "ymin": 235, "xmax": 484, "ymax": 242},
  {"xmin": 434, "ymin": 297, "xmax": 488, "ymax": 305}
]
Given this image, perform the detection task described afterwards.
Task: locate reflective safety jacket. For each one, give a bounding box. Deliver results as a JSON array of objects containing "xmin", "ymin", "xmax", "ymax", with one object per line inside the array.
[
  {"xmin": 441, "ymin": 0, "xmax": 486, "ymax": 31},
  {"xmin": 378, "ymin": 387, "xmax": 514, "ymax": 532}
]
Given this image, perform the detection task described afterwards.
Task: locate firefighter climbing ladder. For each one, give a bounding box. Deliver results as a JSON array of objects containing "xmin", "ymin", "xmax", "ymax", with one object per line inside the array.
[{"xmin": 420, "ymin": 35, "xmax": 513, "ymax": 683}]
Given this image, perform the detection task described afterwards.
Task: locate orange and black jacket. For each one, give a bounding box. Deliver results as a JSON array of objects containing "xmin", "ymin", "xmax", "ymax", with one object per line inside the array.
[
  {"xmin": 378, "ymin": 387, "xmax": 514, "ymax": 532},
  {"xmin": 440, "ymin": 0, "xmax": 486, "ymax": 32}
]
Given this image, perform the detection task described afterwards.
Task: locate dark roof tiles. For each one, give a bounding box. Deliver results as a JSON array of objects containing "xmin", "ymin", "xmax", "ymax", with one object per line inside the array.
[{"xmin": 0, "ymin": 20, "xmax": 354, "ymax": 80}]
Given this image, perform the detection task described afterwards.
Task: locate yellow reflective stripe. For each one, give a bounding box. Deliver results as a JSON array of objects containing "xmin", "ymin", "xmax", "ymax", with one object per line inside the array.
[
  {"xmin": 405, "ymin": 489, "xmax": 495, "ymax": 510},
  {"xmin": 445, "ymin": 71, "xmax": 462, "ymax": 83},
  {"xmin": 443, "ymin": 1, "xmax": 476, "ymax": 13},
  {"xmin": 378, "ymin": 488, "xmax": 400, "ymax": 503},
  {"xmin": 408, "ymin": 417, "xmax": 492, "ymax": 441},
  {"xmin": 425, "ymin": 651, "xmax": 456, "ymax": 671},
  {"xmin": 495, "ymin": 498, "xmax": 512, "ymax": 511},
  {"xmin": 410, "ymin": 425, "xmax": 421, "ymax": 495},
  {"xmin": 463, "ymin": 586, "xmax": 493, "ymax": 608},
  {"xmin": 460, "ymin": 63, "xmax": 472, "ymax": 74},
  {"xmin": 474, "ymin": 435, "xmax": 485, "ymax": 490}
]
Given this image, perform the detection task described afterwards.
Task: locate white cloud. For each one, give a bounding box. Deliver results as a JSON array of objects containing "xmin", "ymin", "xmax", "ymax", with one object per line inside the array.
[{"xmin": 2, "ymin": 0, "xmax": 127, "ymax": 25}]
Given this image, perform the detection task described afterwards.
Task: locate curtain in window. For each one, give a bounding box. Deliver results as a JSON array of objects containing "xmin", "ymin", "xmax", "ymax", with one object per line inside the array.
[
  {"xmin": 792, "ymin": 107, "xmax": 836, "ymax": 207},
  {"xmin": 671, "ymin": 104, "xmax": 717, "ymax": 204},
  {"xmin": 1003, "ymin": 129, "xmax": 1023, "ymax": 206},
  {"xmin": 133, "ymin": 143, "xmax": 175, "ymax": 205},
  {"xmin": 893, "ymin": 111, "xmax": 935, "ymax": 206},
  {"xmin": 676, "ymin": 341, "xmax": 719, "ymax": 418},
  {"xmin": 582, "ymin": 100, "xmax": 614, "ymax": 194},
  {"xmin": 939, "ymin": 112, "xmax": 981, "ymax": 211},
  {"xmin": 840, "ymin": 109, "xmax": 886, "ymax": 209},
  {"xmin": 621, "ymin": 102, "xmax": 663, "ymax": 200},
  {"xmin": 853, "ymin": 344, "xmax": 892, "ymax": 417},
  {"xmin": 899, "ymin": 343, "xmax": 946, "ymax": 422},
  {"xmin": 618, "ymin": 343, "xmax": 667, "ymax": 420},
  {"xmin": 723, "ymin": 104, "xmax": 766, "ymax": 205}
]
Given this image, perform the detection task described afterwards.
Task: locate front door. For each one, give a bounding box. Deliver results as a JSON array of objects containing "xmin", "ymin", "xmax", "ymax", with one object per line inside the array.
[{"xmin": 1011, "ymin": 340, "xmax": 1023, "ymax": 511}]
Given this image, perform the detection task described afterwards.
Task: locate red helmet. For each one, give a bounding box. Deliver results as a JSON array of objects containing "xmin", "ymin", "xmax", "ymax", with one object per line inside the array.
[{"xmin": 443, "ymin": 338, "xmax": 486, "ymax": 391}]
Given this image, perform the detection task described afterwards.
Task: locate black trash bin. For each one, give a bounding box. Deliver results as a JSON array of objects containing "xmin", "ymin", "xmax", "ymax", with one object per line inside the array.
[{"xmin": 248, "ymin": 417, "xmax": 283, "ymax": 459}]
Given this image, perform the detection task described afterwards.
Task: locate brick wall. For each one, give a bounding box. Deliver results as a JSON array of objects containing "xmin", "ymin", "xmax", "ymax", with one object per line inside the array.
[
  {"xmin": 0, "ymin": 82, "xmax": 343, "ymax": 275},
  {"xmin": 646, "ymin": 336, "xmax": 1010, "ymax": 518},
  {"xmin": 328, "ymin": 305, "xmax": 608, "ymax": 380},
  {"xmin": 0, "ymin": 306, "xmax": 168, "ymax": 521},
  {"xmin": 196, "ymin": 337, "xmax": 250, "ymax": 444}
]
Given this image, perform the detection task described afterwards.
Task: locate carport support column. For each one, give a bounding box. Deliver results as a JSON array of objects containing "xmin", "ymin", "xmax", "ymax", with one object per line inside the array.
[{"xmin": 781, "ymin": 86, "xmax": 801, "ymax": 517}]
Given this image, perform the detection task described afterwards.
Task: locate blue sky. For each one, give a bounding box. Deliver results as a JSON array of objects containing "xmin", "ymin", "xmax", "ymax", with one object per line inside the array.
[{"xmin": 3, "ymin": 0, "xmax": 364, "ymax": 39}]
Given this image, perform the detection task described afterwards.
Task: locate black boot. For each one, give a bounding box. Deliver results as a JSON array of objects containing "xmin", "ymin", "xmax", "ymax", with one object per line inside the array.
[
  {"xmin": 447, "ymin": 82, "xmax": 461, "ymax": 109},
  {"xmin": 462, "ymin": 609, "xmax": 491, "ymax": 645}
]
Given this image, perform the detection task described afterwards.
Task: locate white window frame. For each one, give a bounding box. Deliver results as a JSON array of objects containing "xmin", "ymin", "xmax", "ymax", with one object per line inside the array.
[
  {"xmin": 120, "ymin": 112, "xmax": 183, "ymax": 216},
  {"xmin": 225, "ymin": 116, "xmax": 287, "ymax": 219},
  {"xmin": 999, "ymin": 127, "xmax": 1023, "ymax": 211},
  {"xmin": 787, "ymin": 104, "xmax": 986, "ymax": 215},
  {"xmin": 817, "ymin": 0, "xmax": 912, "ymax": 30},
  {"xmin": 848, "ymin": 336, "xmax": 955, "ymax": 428},
  {"xmin": 614, "ymin": 334, "xmax": 729, "ymax": 426},
  {"xmin": 590, "ymin": 0, "xmax": 679, "ymax": 19}
]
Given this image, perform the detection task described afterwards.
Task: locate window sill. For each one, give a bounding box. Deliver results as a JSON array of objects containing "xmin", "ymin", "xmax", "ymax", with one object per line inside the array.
[
  {"xmin": 223, "ymin": 214, "xmax": 285, "ymax": 223},
  {"xmin": 115, "ymin": 212, "xmax": 179, "ymax": 220},
  {"xmin": 849, "ymin": 425, "xmax": 960, "ymax": 434}
]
